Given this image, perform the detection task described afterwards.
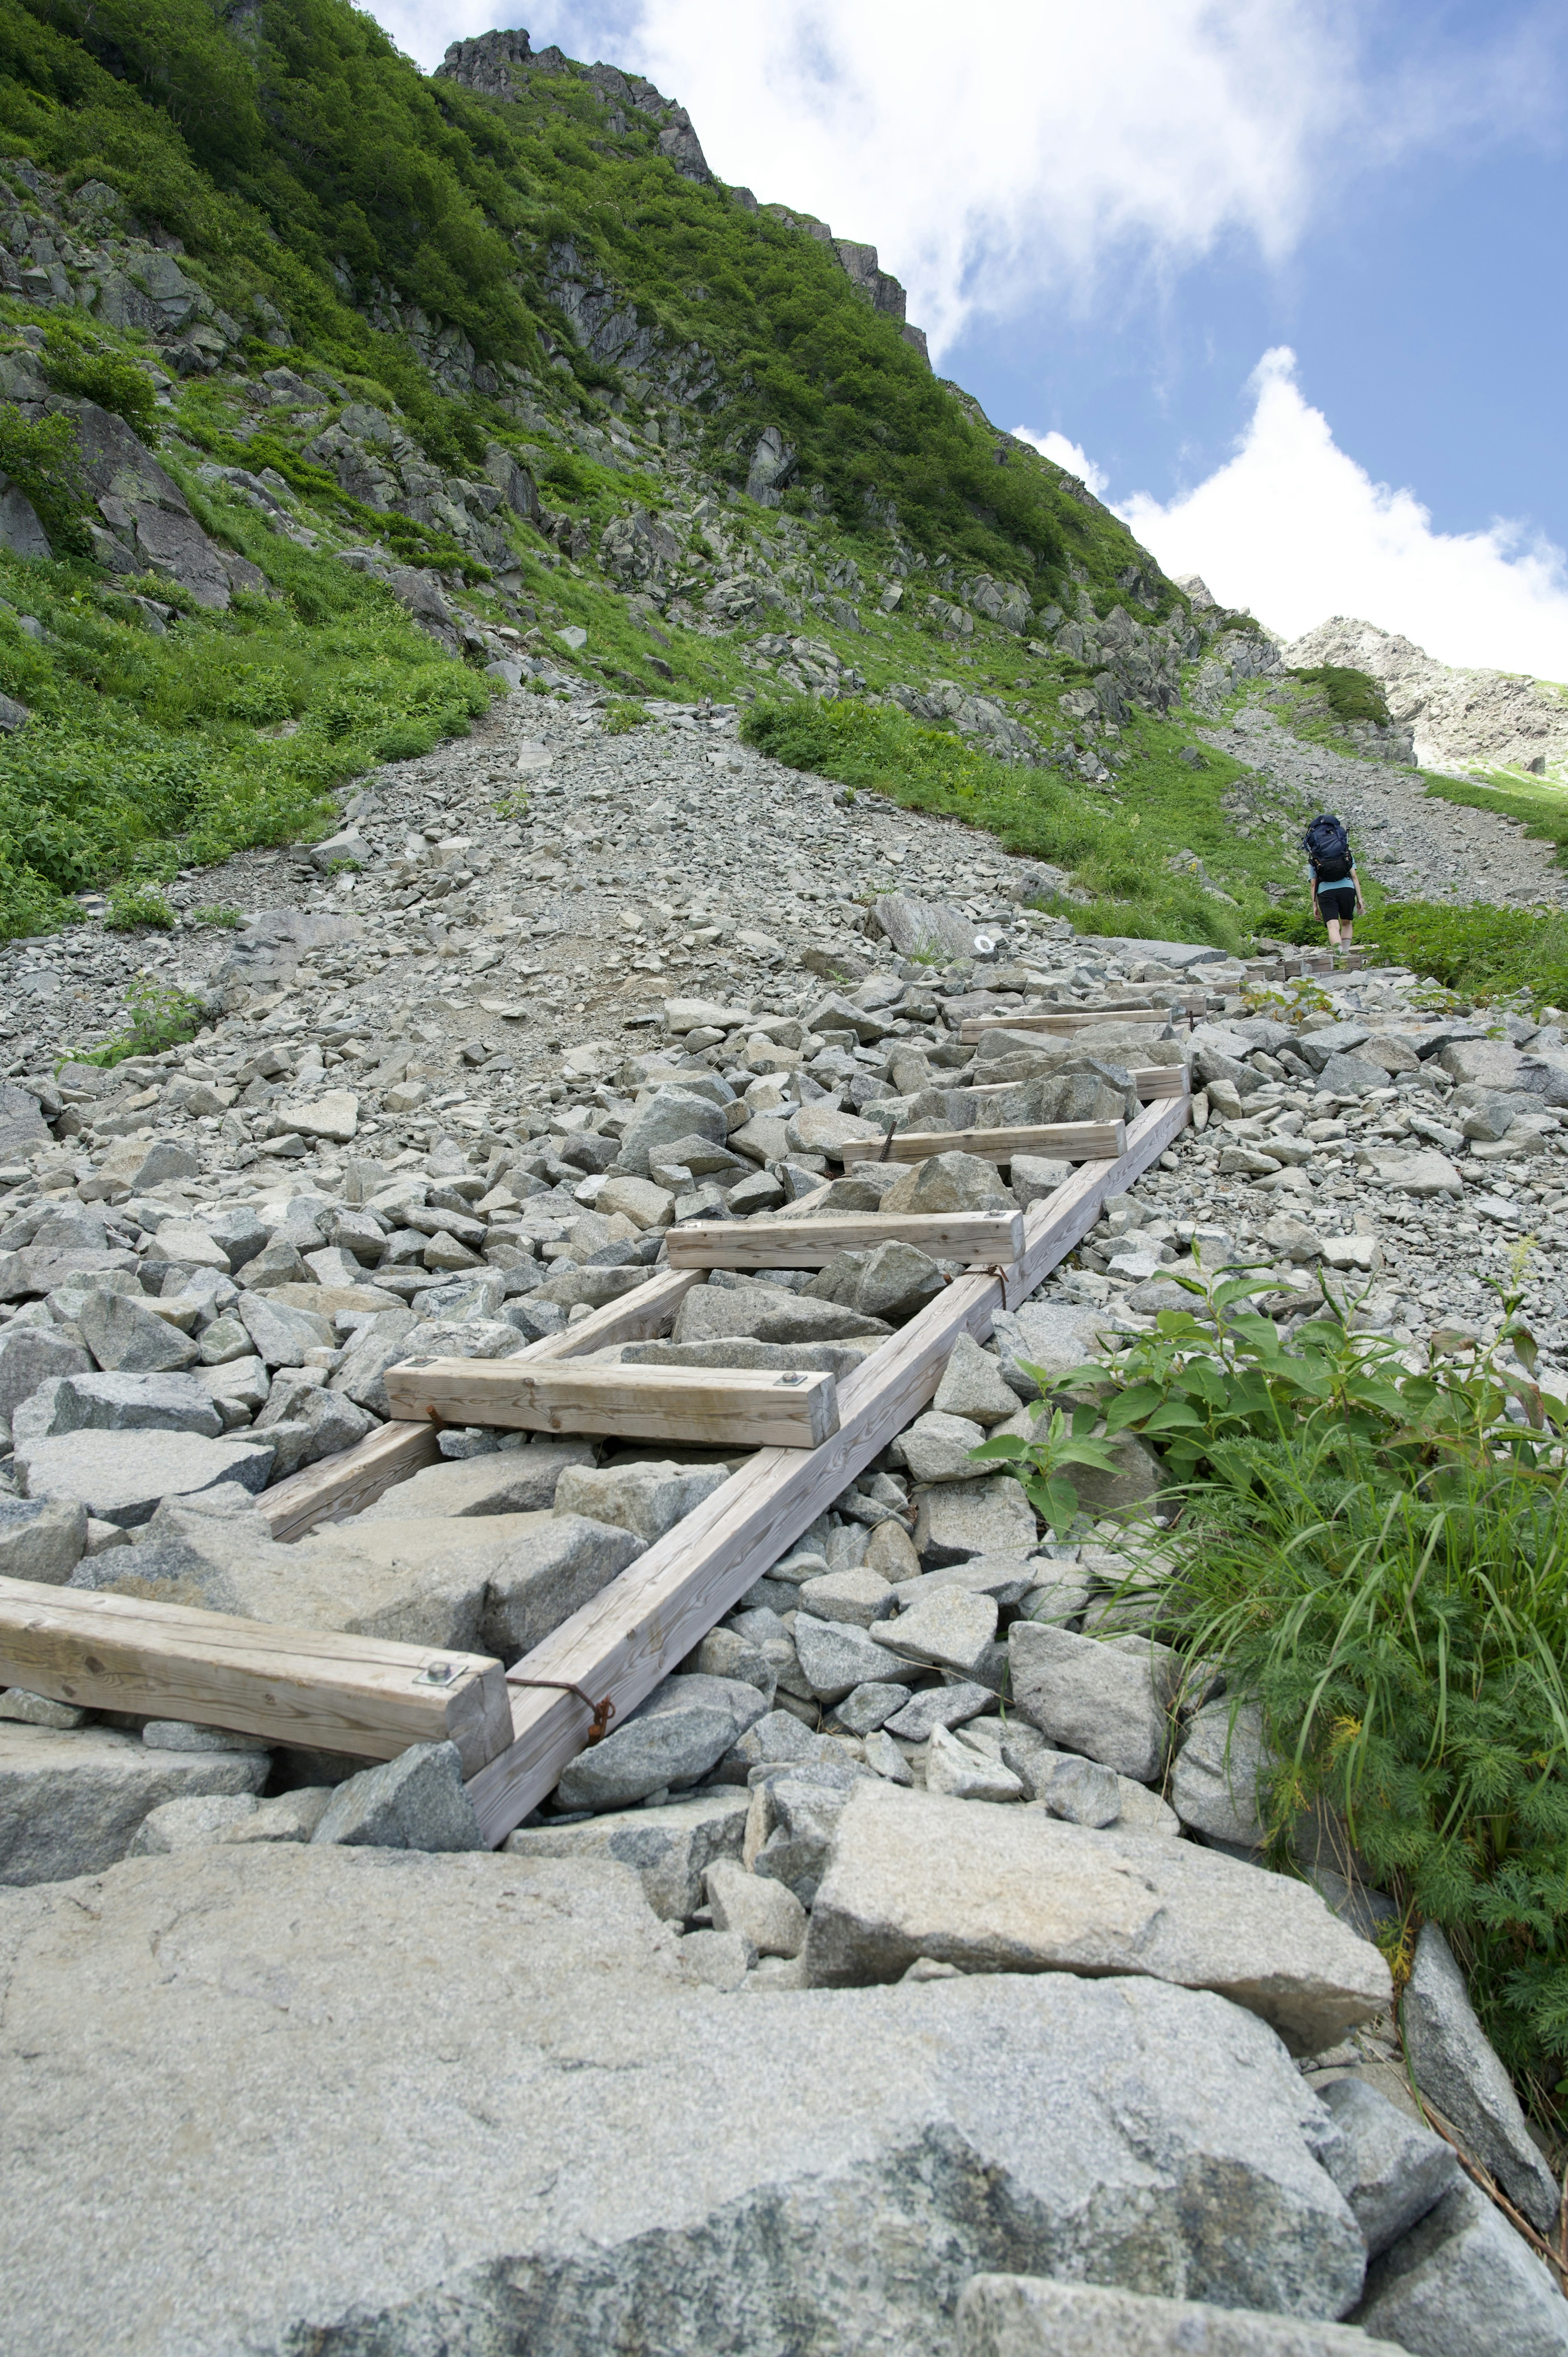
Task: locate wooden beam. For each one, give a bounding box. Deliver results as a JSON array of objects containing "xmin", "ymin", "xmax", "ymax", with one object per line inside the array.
[
  {"xmin": 838, "ymin": 1119, "xmax": 1125, "ymax": 1167},
  {"xmin": 0, "ymin": 1576, "xmax": 514, "ymax": 1776},
  {"xmin": 1135, "ymin": 1065, "xmax": 1189, "ymax": 1101},
  {"xmin": 959, "ymin": 1007, "xmax": 1180, "ymax": 1043},
  {"xmin": 257, "ymin": 1419, "xmax": 440, "ymax": 1543},
  {"xmin": 665, "ymin": 1210, "xmax": 1025, "ymax": 1268},
  {"xmin": 511, "ymin": 1266, "xmax": 703, "ymax": 1362},
  {"xmin": 383, "ymin": 1359, "xmax": 840, "ymax": 1449},
  {"xmin": 465, "ymin": 1089, "xmax": 1189, "ymax": 1843}
]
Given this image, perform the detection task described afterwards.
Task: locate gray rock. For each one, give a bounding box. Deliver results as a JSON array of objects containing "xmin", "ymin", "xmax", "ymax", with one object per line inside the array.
[
  {"xmin": 17, "ymin": 1430, "xmax": 275, "ymax": 1528},
  {"xmin": 359, "ymin": 1441, "xmax": 596, "ymax": 1521},
  {"xmin": 77, "ymin": 1288, "xmax": 200, "ymax": 1374},
  {"xmin": 1009, "ymin": 1622, "xmax": 1176, "ymax": 1781},
  {"xmin": 615, "ymin": 1086, "xmax": 729, "ymax": 1177},
  {"xmin": 898, "ymin": 1408, "xmax": 989, "ymax": 1482},
  {"xmin": 915, "ymin": 1474, "xmax": 1036, "ymax": 1563},
  {"xmin": 1008, "ymin": 1155, "xmax": 1073, "ymax": 1211},
  {"xmin": 142, "ymin": 1719, "xmax": 274, "ymax": 1753},
  {"xmin": 1318, "ymin": 1051, "xmax": 1389, "ymax": 1095},
  {"xmin": 673, "ymin": 1278, "xmax": 891, "ymax": 1347},
  {"xmin": 504, "ymin": 1786, "xmax": 750, "ymax": 1918},
  {"xmin": 883, "ymin": 1681, "xmax": 994, "ymax": 1739},
  {"xmin": 0, "ymin": 1723, "xmax": 268, "ymax": 1884},
  {"xmin": 311, "ymin": 1740, "xmax": 485, "ymax": 1851},
  {"xmin": 1033, "ymin": 1750, "xmax": 1122, "ymax": 1827},
  {"xmin": 808, "ymin": 1238, "xmax": 946, "ymax": 1326},
  {"xmin": 127, "ymin": 1793, "xmax": 261, "ymax": 1855},
  {"xmin": 238, "ymin": 1291, "xmax": 336, "ymax": 1367},
  {"xmin": 12, "ymin": 1369, "xmax": 224, "ymax": 1443},
  {"xmin": 1316, "ymin": 2077, "xmax": 1460, "ymax": 2258},
  {"xmin": 705, "ymin": 1854, "xmax": 808, "ymax": 1956},
  {"xmin": 0, "ymin": 1322, "xmax": 89, "ymax": 1421},
  {"xmin": 0, "ymin": 1690, "xmax": 91, "ymax": 1728},
  {"xmin": 883, "ymin": 1583, "xmax": 999, "ymax": 1675},
  {"xmin": 753, "ymin": 1765, "xmax": 867, "ymax": 1903},
  {"xmin": 224, "ymin": 1788, "xmax": 335, "ymax": 1844},
  {"xmin": 933, "ymin": 1332, "xmax": 1022, "ymax": 1425},
  {"xmin": 880, "ymin": 1153, "xmax": 1015, "ymax": 1217},
  {"xmin": 927, "ymin": 1723, "xmax": 1025, "ymax": 1801},
  {"xmin": 796, "ymin": 1564, "xmax": 894, "ymax": 1630},
  {"xmin": 956, "ymin": 2274, "xmax": 1401, "ymax": 2355},
  {"xmin": 480, "ymin": 1512, "xmax": 646, "ymax": 1659},
  {"xmin": 1352, "ymin": 2180, "xmax": 1568, "ymax": 2355},
  {"xmin": 791, "ymin": 1612, "xmax": 909, "ymax": 1702},
  {"xmin": 833, "ymin": 1679, "xmax": 912, "ymax": 1734},
  {"xmin": 804, "ymin": 1780, "xmax": 1392, "ymax": 2051},
  {"xmin": 1172, "ymin": 1699, "xmax": 1272, "ymax": 1846},
  {"xmin": 553, "ymin": 1459, "xmax": 729, "ymax": 1543},
  {"xmin": 990, "ymin": 1300, "xmax": 1114, "ymax": 1398},
  {"xmin": 1402, "ymin": 1920, "xmax": 1561, "ymax": 2232},
  {"xmin": 715, "ymin": 1708, "xmax": 846, "ymax": 1781},
  {"xmin": 0, "ymin": 1846, "xmax": 1376, "ymax": 2346},
  {"xmin": 0, "ymin": 1494, "xmax": 87, "ymax": 1584},
  {"xmin": 555, "ymin": 1674, "xmax": 769, "ymax": 1811},
  {"xmin": 252, "ymin": 1376, "xmax": 377, "ymax": 1480},
  {"xmin": 674, "ymin": 1925, "xmax": 754, "ymax": 1989},
  {"xmin": 682, "ymin": 1625, "xmax": 777, "ymax": 1701}
]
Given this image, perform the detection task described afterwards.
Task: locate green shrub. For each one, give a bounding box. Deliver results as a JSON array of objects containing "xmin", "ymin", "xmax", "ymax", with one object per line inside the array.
[
  {"xmin": 191, "ymin": 902, "xmax": 243, "ymax": 926},
  {"xmin": 81, "ymin": 976, "xmax": 207, "ymax": 1064},
  {"xmin": 601, "ymin": 698, "xmax": 646, "ymax": 735},
  {"xmin": 1286, "ymin": 664, "xmax": 1391, "ymax": 728},
  {"xmin": 984, "ymin": 1255, "xmax": 1568, "ymax": 2127},
  {"xmin": 104, "ymin": 882, "xmax": 175, "ymax": 929},
  {"xmin": 0, "ymin": 404, "xmax": 89, "ymax": 555},
  {"xmin": 1358, "ymin": 901, "xmax": 1568, "ymax": 1010},
  {"xmin": 40, "ymin": 323, "xmax": 158, "ymax": 435}
]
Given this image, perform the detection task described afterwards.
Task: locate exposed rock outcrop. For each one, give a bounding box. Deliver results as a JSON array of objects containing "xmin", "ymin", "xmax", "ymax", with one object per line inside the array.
[{"xmin": 1285, "ymin": 615, "xmax": 1568, "ymax": 779}]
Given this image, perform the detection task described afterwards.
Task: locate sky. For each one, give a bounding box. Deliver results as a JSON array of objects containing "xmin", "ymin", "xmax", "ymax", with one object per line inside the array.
[{"xmin": 365, "ymin": 0, "xmax": 1568, "ymax": 680}]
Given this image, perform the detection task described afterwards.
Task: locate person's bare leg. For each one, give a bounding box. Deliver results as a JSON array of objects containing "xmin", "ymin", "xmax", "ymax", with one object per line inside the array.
[
  {"xmin": 1325, "ymin": 915, "xmax": 1343, "ymax": 946},
  {"xmin": 1341, "ymin": 919, "xmax": 1354, "ymax": 945}
]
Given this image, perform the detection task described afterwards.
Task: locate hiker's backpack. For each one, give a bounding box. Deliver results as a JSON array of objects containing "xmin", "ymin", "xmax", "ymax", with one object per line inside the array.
[{"xmin": 1304, "ymin": 814, "xmax": 1351, "ymax": 881}]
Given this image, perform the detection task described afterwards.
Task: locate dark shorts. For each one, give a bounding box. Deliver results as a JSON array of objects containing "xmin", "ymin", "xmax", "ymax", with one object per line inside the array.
[{"xmin": 1316, "ymin": 883, "xmax": 1356, "ymax": 920}]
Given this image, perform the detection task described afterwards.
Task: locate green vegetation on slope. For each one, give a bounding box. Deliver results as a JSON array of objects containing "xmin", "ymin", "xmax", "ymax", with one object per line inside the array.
[
  {"xmin": 1355, "ymin": 901, "xmax": 1568, "ymax": 1012},
  {"xmin": 1418, "ymin": 769, "xmax": 1568, "ymax": 874},
  {"xmin": 1031, "ymin": 1269, "xmax": 1568, "ymax": 2131},
  {"xmin": 741, "ymin": 695, "xmax": 1317, "ymax": 950},
  {"xmin": 1284, "ymin": 663, "xmax": 1391, "ymax": 728},
  {"xmin": 0, "ymin": 522, "xmax": 486, "ymax": 938}
]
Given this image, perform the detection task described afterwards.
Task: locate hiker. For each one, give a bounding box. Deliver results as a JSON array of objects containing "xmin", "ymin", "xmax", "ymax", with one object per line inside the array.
[{"xmin": 1303, "ymin": 812, "xmax": 1364, "ymax": 946}]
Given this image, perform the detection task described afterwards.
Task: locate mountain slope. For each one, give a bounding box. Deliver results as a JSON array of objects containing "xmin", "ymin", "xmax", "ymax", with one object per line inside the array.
[{"xmin": 1285, "ymin": 615, "xmax": 1568, "ymax": 781}]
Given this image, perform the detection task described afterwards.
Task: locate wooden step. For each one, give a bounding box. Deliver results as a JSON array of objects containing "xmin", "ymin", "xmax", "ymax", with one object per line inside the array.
[
  {"xmin": 666, "ymin": 1210, "xmax": 1024, "ymax": 1269},
  {"xmin": 383, "ymin": 1359, "xmax": 840, "ymax": 1449},
  {"xmin": 0, "ymin": 1576, "xmax": 513, "ymax": 1775},
  {"xmin": 465, "ymin": 1088, "xmax": 1194, "ymax": 1844},
  {"xmin": 958, "ymin": 1006, "xmax": 1182, "ymax": 1044},
  {"xmin": 837, "ymin": 1118, "xmax": 1126, "ymax": 1167}
]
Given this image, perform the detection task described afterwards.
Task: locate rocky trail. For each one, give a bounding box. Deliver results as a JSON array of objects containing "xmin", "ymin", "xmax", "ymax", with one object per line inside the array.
[{"xmin": 2, "ymin": 678, "xmax": 1568, "ymax": 2355}]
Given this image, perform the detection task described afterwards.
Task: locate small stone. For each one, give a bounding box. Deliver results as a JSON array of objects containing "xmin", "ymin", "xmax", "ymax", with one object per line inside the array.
[
  {"xmin": 915, "ymin": 1474, "xmax": 1036, "ymax": 1564},
  {"xmin": 882, "ymin": 1583, "xmax": 999, "ymax": 1676},
  {"xmin": 926, "ymin": 1723, "xmax": 1024, "ymax": 1801},
  {"xmin": 142, "ymin": 1721, "xmax": 271, "ymax": 1753},
  {"xmin": 1316, "ymin": 2078, "xmax": 1460, "ymax": 2259},
  {"xmin": 862, "ymin": 1728, "xmax": 913, "ymax": 1783},
  {"xmin": 932, "ymin": 1333, "xmax": 1022, "ymax": 1426},
  {"xmin": 1008, "ymin": 1155, "xmax": 1071, "ymax": 1211},
  {"xmin": 0, "ymin": 1689, "xmax": 91, "ymax": 1729},
  {"xmin": 0, "ymin": 1495, "xmax": 87, "ymax": 1584},
  {"xmin": 883, "ymin": 1683, "xmax": 993, "ymax": 1740},
  {"xmin": 554, "ymin": 1460, "xmax": 730, "ymax": 1544},
  {"xmin": 833, "ymin": 1680, "xmax": 912, "ymax": 1734},
  {"xmin": 128, "ymin": 1793, "xmax": 261, "ymax": 1854},
  {"xmin": 882, "ymin": 1151, "xmax": 1011, "ymax": 1214},
  {"xmin": 237, "ymin": 1291, "xmax": 336, "ymax": 1368},
  {"xmin": 1401, "ymin": 1920, "xmax": 1561, "ymax": 2232},
  {"xmin": 956, "ymin": 2277, "xmax": 1399, "ymax": 2357},
  {"xmin": 310, "ymin": 1739, "xmax": 484, "ymax": 1851},
  {"xmin": 1171, "ymin": 1701, "xmax": 1271, "ymax": 1847},
  {"xmin": 704, "ymin": 1855, "xmax": 808, "ymax": 1957},
  {"xmin": 1033, "ymin": 1750, "xmax": 1122, "ymax": 1827},
  {"xmin": 504, "ymin": 1786, "xmax": 750, "ymax": 1918},
  {"xmin": 675, "ymin": 1926, "xmax": 753, "ymax": 1989},
  {"xmin": 13, "ymin": 1370, "xmax": 223, "ymax": 1443},
  {"xmin": 283, "ymin": 1090, "xmax": 359, "ymax": 1144},
  {"xmin": 790, "ymin": 1613, "xmax": 909, "ymax": 1703},
  {"xmin": 796, "ymin": 1565, "xmax": 893, "ymax": 1630},
  {"xmin": 15, "ymin": 1430, "xmax": 275, "ymax": 1529},
  {"xmin": 1352, "ymin": 2181, "xmax": 1568, "ymax": 2355},
  {"xmin": 1009, "ymin": 1623, "xmax": 1175, "ymax": 1782},
  {"xmin": 77, "ymin": 1289, "xmax": 200, "ymax": 1374},
  {"xmin": 555, "ymin": 1675, "xmax": 768, "ymax": 1812},
  {"xmin": 896, "ymin": 1409, "xmax": 988, "ymax": 1483}
]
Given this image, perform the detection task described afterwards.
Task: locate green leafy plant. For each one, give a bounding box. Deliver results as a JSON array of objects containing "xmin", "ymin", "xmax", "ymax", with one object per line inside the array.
[
  {"xmin": 1285, "ymin": 664, "xmax": 1392, "ymax": 728},
  {"xmin": 970, "ymin": 1389, "xmax": 1128, "ymax": 1536},
  {"xmin": 104, "ymin": 881, "xmax": 176, "ymax": 930},
  {"xmin": 0, "ymin": 404, "xmax": 89, "ymax": 555},
  {"xmin": 82, "ymin": 976, "xmax": 207, "ymax": 1065},
  {"xmin": 601, "ymin": 698, "xmax": 647, "ymax": 734},
  {"xmin": 190, "ymin": 903, "xmax": 244, "ymax": 927},
  {"xmin": 1027, "ymin": 1253, "xmax": 1568, "ymax": 2129},
  {"xmin": 40, "ymin": 324, "xmax": 158, "ymax": 437}
]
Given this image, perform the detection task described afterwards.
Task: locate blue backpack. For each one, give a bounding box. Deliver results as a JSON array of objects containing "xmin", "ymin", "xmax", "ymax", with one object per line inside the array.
[{"xmin": 1304, "ymin": 814, "xmax": 1351, "ymax": 881}]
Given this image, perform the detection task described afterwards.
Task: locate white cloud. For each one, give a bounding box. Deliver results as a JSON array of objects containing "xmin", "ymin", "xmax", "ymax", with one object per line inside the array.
[
  {"xmin": 1010, "ymin": 427, "xmax": 1109, "ymax": 501},
  {"xmin": 1104, "ymin": 348, "xmax": 1568, "ymax": 679},
  {"xmin": 362, "ymin": 2, "xmax": 1547, "ymax": 359}
]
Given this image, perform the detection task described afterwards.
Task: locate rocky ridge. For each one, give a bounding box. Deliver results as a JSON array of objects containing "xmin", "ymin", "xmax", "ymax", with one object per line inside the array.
[
  {"xmin": 0, "ymin": 671, "xmax": 1566, "ymax": 2349},
  {"xmin": 1286, "ymin": 615, "xmax": 1568, "ymax": 781}
]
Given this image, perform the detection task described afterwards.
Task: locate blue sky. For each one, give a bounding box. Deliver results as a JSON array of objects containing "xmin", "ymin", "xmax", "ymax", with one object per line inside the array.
[{"xmin": 368, "ymin": 1, "xmax": 1568, "ymax": 676}]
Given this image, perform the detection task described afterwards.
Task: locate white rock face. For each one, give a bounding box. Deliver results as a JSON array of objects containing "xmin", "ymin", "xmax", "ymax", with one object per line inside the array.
[{"xmin": 1285, "ymin": 615, "xmax": 1568, "ymax": 777}]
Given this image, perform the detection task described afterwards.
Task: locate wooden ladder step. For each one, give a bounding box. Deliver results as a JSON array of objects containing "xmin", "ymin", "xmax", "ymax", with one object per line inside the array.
[
  {"xmin": 383, "ymin": 1359, "xmax": 840, "ymax": 1449},
  {"xmin": 665, "ymin": 1211, "xmax": 1024, "ymax": 1268},
  {"xmin": 838, "ymin": 1118, "xmax": 1126, "ymax": 1167},
  {"xmin": 958, "ymin": 1007, "xmax": 1183, "ymax": 1043},
  {"xmin": 0, "ymin": 1576, "xmax": 514, "ymax": 1776}
]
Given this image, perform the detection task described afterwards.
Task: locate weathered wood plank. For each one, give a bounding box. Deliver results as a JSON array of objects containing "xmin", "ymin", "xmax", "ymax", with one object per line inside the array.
[
  {"xmin": 959, "ymin": 1007, "xmax": 1181, "ymax": 1043},
  {"xmin": 383, "ymin": 1359, "xmax": 840, "ymax": 1449},
  {"xmin": 0, "ymin": 1576, "xmax": 514, "ymax": 1776},
  {"xmin": 257, "ymin": 1419, "xmax": 440, "ymax": 1543},
  {"xmin": 1134, "ymin": 1065, "xmax": 1189, "ymax": 1101},
  {"xmin": 836, "ymin": 1118, "xmax": 1125, "ymax": 1168},
  {"xmin": 465, "ymin": 1090, "xmax": 1188, "ymax": 1842},
  {"xmin": 512, "ymin": 1267, "xmax": 704, "ymax": 1362},
  {"xmin": 665, "ymin": 1210, "xmax": 1024, "ymax": 1268}
]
